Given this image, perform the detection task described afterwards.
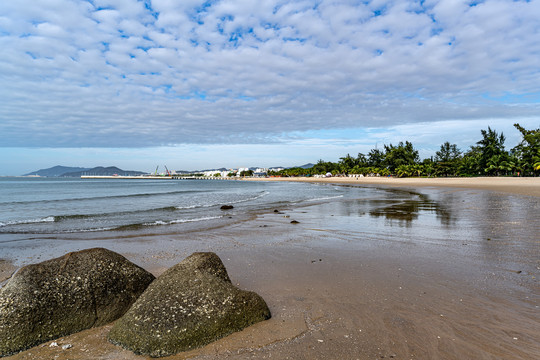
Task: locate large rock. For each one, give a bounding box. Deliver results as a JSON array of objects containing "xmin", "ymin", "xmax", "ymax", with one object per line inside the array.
[
  {"xmin": 108, "ymin": 252, "xmax": 271, "ymax": 357},
  {"xmin": 0, "ymin": 248, "xmax": 155, "ymax": 356}
]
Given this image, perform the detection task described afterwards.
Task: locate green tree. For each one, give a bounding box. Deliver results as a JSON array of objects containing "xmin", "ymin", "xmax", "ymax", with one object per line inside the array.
[
  {"xmin": 435, "ymin": 142, "xmax": 461, "ymax": 163},
  {"xmin": 384, "ymin": 141, "xmax": 419, "ymax": 173},
  {"xmin": 422, "ymin": 158, "xmax": 435, "ymax": 177},
  {"xmin": 476, "ymin": 127, "xmax": 507, "ymax": 175},
  {"xmin": 484, "ymin": 152, "xmax": 515, "ymax": 177},
  {"xmin": 312, "ymin": 159, "xmax": 338, "ymax": 175},
  {"xmin": 395, "ymin": 164, "xmax": 424, "ymax": 178},
  {"xmin": 356, "ymin": 153, "xmax": 368, "ymax": 167},
  {"xmin": 434, "ymin": 142, "xmax": 461, "ymax": 176},
  {"xmin": 396, "ymin": 165, "xmax": 412, "ymax": 178},
  {"xmin": 379, "ymin": 168, "xmax": 391, "ymax": 176},
  {"xmin": 512, "ymin": 123, "xmax": 540, "ymax": 176},
  {"xmin": 367, "ymin": 149, "xmax": 385, "ymax": 168},
  {"xmin": 239, "ymin": 169, "xmax": 254, "ymax": 177},
  {"xmin": 459, "ymin": 146, "xmax": 482, "ymax": 176},
  {"xmin": 534, "ymin": 153, "xmax": 540, "ymax": 171},
  {"xmin": 338, "ymin": 154, "xmax": 357, "ymax": 174},
  {"xmin": 411, "ymin": 164, "xmax": 424, "ymax": 177}
]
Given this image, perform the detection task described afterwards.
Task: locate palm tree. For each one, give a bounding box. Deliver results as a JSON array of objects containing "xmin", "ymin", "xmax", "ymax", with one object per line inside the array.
[
  {"xmin": 396, "ymin": 165, "xmax": 412, "ymax": 178},
  {"xmin": 412, "ymin": 164, "xmax": 424, "ymax": 177},
  {"xmin": 533, "ymin": 149, "xmax": 540, "ymax": 172}
]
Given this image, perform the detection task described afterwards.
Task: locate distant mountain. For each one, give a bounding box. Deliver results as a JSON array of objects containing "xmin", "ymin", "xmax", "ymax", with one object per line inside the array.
[
  {"xmin": 24, "ymin": 165, "xmax": 91, "ymax": 177},
  {"xmin": 62, "ymin": 166, "xmax": 146, "ymax": 177},
  {"xmin": 270, "ymin": 163, "xmax": 314, "ymax": 169},
  {"xmin": 200, "ymin": 168, "xmax": 229, "ymax": 172},
  {"xmin": 295, "ymin": 163, "xmax": 315, "ymax": 169}
]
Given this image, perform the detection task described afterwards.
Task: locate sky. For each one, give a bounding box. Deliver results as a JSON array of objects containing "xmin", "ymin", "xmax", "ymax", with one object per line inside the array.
[{"xmin": 1, "ymin": 0, "xmax": 539, "ymax": 175}]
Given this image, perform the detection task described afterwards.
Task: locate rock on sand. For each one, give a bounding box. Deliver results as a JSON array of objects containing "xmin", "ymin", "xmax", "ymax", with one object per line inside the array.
[
  {"xmin": 108, "ymin": 252, "xmax": 271, "ymax": 357},
  {"xmin": 0, "ymin": 248, "xmax": 155, "ymax": 356}
]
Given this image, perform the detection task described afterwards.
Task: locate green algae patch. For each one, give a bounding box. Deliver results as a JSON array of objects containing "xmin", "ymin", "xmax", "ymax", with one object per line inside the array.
[{"xmin": 108, "ymin": 252, "xmax": 271, "ymax": 357}]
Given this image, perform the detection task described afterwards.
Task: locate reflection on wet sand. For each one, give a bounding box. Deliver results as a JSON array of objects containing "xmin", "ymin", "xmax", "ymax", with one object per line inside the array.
[
  {"xmin": 325, "ymin": 186, "xmax": 455, "ymax": 227},
  {"xmin": 367, "ymin": 188, "xmax": 455, "ymax": 227}
]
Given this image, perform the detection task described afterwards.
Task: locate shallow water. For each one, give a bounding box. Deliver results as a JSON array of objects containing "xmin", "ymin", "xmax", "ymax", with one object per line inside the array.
[{"xmin": 0, "ymin": 178, "xmax": 342, "ymax": 234}]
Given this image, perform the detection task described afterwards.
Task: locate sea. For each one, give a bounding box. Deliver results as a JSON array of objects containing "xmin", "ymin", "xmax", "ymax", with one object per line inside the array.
[{"xmin": 0, "ymin": 177, "xmax": 345, "ymax": 234}]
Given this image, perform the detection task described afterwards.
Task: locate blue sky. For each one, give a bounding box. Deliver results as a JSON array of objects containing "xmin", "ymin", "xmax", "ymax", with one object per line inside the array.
[{"xmin": 1, "ymin": 0, "xmax": 539, "ymax": 175}]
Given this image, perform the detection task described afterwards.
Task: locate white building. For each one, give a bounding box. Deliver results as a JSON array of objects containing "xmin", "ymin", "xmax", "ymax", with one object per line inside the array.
[{"xmin": 203, "ymin": 170, "xmax": 229, "ymax": 177}]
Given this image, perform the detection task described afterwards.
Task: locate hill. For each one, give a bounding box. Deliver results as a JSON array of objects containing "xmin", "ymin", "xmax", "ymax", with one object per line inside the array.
[
  {"xmin": 62, "ymin": 166, "xmax": 146, "ymax": 177},
  {"xmin": 295, "ymin": 163, "xmax": 315, "ymax": 169},
  {"xmin": 24, "ymin": 166, "xmax": 91, "ymax": 177}
]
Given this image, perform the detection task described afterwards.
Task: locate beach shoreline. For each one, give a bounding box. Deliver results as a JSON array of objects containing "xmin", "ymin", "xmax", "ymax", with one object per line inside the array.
[
  {"xmin": 244, "ymin": 176, "xmax": 540, "ymax": 197},
  {"xmin": 2, "ymin": 179, "xmax": 539, "ymax": 360}
]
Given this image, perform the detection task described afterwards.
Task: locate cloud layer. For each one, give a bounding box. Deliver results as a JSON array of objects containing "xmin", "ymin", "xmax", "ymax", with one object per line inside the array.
[{"xmin": 1, "ymin": 0, "xmax": 539, "ymax": 147}]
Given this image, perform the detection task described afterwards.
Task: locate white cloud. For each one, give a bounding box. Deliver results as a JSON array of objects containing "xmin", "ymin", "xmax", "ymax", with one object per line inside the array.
[{"xmin": 0, "ymin": 0, "xmax": 539, "ymax": 149}]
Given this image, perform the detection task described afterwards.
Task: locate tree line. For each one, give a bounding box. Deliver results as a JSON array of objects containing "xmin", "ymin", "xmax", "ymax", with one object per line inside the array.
[{"xmin": 269, "ymin": 124, "xmax": 540, "ymax": 178}]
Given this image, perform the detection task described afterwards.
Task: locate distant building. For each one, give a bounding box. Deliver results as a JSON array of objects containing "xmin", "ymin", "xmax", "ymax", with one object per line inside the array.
[
  {"xmin": 203, "ymin": 170, "xmax": 229, "ymax": 177},
  {"xmin": 254, "ymin": 172, "xmax": 267, "ymax": 177}
]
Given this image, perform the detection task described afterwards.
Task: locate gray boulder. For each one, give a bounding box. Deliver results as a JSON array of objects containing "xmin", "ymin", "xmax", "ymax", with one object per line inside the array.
[
  {"xmin": 0, "ymin": 248, "xmax": 155, "ymax": 356},
  {"xmin": 108, "ymin": 252, "xmax": 271, "ymax": 357}
]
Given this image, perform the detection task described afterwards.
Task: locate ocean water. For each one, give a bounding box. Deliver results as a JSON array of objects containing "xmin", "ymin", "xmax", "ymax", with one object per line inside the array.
[{"xmin": 0, "ymin": 177, "xmax": 345, "ymax": 234}]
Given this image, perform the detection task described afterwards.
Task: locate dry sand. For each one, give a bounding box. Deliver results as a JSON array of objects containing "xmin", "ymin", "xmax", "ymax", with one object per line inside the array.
[{"xmin": 2, "ymin": 177, "xmax": 539, "ymax": 360}]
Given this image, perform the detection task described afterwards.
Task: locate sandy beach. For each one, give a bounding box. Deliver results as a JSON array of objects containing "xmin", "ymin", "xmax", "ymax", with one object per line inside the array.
[{"xmin": 1, "ymin": 177, "xmax": 539, "ymax": 360}]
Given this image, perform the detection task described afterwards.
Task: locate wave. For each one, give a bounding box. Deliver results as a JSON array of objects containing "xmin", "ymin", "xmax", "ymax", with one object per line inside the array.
[
  {"xmin": 1, "ymin": 214, "xmax": 225, "ymax": 234},
  {"xmin": 0, "ymin": 207, "xmax": 180, "ymax": 227},
  {"xmin": 144, "ymin": 216, "xmax": 223, "ymax": 226},
  {"xmin": 0, "ymin": 190, "xmax": 206, "ymax": 206},
  {"xmin": 0, "ymin": 216, "xmax": 55, "ymax": 227},
  {"xmin": 231, "ymin": 190, "xmax": 269, "ymax": 204},
  {"xmin": 0, "ymin": 192, "xmax": 265, "ymax": 229},
  {"xmin": 0, "ymin": 189, "xmax": 268, "ymax": 233},
  {"xmin": 2, "ymin": 191, "xmax": 268, "ymax": 224},
  {"xmin": 174, "ymin": 191, "xmax": 269, "ymax": 210},
  {"xmin": 52, "ymin": 206, "xmax": 179, "ymax": 222},
  {"xmin": 111, "ymin": 216, "xmax": 224, "ymax": 231},
  {"xmin": 305, "ymin": 195, "xmax": 344, "ymax": 202}
]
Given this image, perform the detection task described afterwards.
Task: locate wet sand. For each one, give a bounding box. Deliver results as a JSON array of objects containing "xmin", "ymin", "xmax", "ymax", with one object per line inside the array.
[
  {"xmin": 245, "ymin": 176, "xmax": 540, "ymax": 197},
  {"xmin": 2, "ymin": 180, "xmax": 539, "ymax": 360},
  {"xmin": 0, "ymin": 260, "xmax": 16, "ymax": 285}
]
